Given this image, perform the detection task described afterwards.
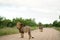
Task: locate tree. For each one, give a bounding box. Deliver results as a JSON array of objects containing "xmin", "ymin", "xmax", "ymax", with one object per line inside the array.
[
  {"xmin": 53, "ymin": 20, "xmax": 60, "ymax": 27},
  {"xmin": 0, "ymin": 16, "xmax": 37, "ymax": 28},
  {"xmin": 53, "ymin": 20, "xmax": 58, "ymax": 27},
  {"xmin": 0, "ymin": 16, "xmax": 3, "ymax": 28}
]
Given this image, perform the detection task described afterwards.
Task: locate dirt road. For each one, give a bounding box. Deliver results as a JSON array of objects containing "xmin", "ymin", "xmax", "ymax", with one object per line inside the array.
[{"xmin": 0, "ymin": 28, "xmax": 60, "ymax": 40}]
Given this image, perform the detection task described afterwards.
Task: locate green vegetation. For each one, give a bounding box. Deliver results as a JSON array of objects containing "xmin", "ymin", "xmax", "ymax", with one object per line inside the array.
[
  {"xmin": 0, "ymin": 16, "xmax": 37, "ymax": 28},
  {"xmin": 0, "ymin": 27, "xmax": 19, "ymax": 36},
  {"xmin": 0, "ymin": 26, "xmax": 37, "ymax": 36},
  {"xmin": 52, "ymin": 20, "xmax": 60, "ymax": 31},
  {"xmin": 54, "ymin": 27, "xmax": 60, "ymax": 31},
  {"xmin": 0, "ymin": 16, "xmax": 60, "ymax": 36},
  {"xmin": 31, "ymin": 26, "xmax": 37, "ymax": 30},
  {"xmin": 0, "ymin": 16, "xmax": 37, "ymax": 36}
]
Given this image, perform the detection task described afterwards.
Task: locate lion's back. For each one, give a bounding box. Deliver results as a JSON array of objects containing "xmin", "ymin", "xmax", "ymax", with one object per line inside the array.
[{"xmin": 23, "ymin": 26, "xmax": 31, "ymax": 33}]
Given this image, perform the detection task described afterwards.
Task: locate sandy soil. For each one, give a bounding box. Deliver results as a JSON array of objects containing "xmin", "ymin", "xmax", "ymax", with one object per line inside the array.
[{"xmin": 0, "ymin": 28, "xmax": 60, "ymax": 40}]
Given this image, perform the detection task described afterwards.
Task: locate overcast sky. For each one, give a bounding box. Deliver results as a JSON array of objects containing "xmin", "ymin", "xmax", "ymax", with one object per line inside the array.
[{"xmin": 0, "ymin": 0, "xmax": 60, "ymax": 24}]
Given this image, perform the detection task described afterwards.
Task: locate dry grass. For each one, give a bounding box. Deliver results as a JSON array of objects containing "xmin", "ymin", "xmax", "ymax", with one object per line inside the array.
[
  {"xmin": 0, "ymin": 27, "xmax": 19, "ymax": 36},
  {"xmin": 0, "ymin": 26, "xmax": 37, "ymax": 36}
]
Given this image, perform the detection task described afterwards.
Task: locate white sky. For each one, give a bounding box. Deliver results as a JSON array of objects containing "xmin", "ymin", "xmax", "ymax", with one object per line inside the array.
[{"xmin": 0, "ymin": 0, "xmax": 60, "ymax": 24}]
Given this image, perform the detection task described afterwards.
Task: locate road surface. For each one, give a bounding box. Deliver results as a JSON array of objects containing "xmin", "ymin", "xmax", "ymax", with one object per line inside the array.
[{"xmin": 0, "ymin": 28, "xmax": 60, "ymax": 40}]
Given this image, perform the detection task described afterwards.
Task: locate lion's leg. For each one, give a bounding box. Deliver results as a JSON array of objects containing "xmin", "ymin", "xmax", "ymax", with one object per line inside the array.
[
  {"xmin": 21, "ymin": 33, "xmax": 24, "ymax": 38},
  {"xmin": 28, "ymin": 30, "xmax": 34, "ymax": 39},
  {"xmin": 41, "ymin": 28, "xmax": 43, "ymax": 32},
  {"xmin": 28, "ymin": 31, "xmax": 31, "ymax": 39}
]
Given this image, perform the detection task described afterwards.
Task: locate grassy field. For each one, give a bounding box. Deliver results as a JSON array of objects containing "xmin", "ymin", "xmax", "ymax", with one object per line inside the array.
[
  {"xmin": 54, "ymin": 27, "xmax": 60, "ymax": 31},
  {"xmin": 0, "ymin": 27, "xmax": 19, "ymax": 36},
  {"xmin": 0, "ymin": 26, "xmax": 37, "ymax": 36}
]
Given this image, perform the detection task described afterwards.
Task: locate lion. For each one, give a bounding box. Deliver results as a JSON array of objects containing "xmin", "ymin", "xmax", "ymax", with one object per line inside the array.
[
  {"xmin": 16, "ymin": 22, "xmax": 34, "ymax": 39},
  {"xmin": 38, "ymin": 23, "xmax": 43, "ymax": 32}
]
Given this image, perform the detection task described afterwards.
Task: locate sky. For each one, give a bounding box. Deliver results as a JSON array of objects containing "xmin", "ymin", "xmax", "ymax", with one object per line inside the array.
[{"xmin": 0, "ymin": 0, "xmax": 60, "ymax": 24}]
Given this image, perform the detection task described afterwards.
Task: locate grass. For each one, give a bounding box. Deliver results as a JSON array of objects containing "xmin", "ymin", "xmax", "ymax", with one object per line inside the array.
[
  {"xmin": 45, "ymin": 26, "xmax": 60, "ymax": 31},
  {"xmin": 54, "ymin": 27, "xmax": 60, "ymax": 31},
  {"xmin": 0, "ymin": 27, "xmax": 19, "ymax": 36},
  {"xmin": 31, "ymin": 26, "xmax": 37, "ymax": 30},
  {"xmin": 0, "ymin": 26, "xmax": 37, "ymax": 36}
]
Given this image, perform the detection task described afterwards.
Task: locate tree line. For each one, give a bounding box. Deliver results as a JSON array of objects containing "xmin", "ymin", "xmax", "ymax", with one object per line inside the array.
[
  {"xmin": 0, "ymin": 16, "xmax": 60, "ymax": 28},
  {"xmin": 0, "ymin": 16, "xmax": 37, "ymax": 28}
]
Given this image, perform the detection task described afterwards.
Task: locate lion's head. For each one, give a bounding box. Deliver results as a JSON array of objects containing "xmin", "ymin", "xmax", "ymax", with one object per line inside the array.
[
  {"xmin": 16, "ymin": 22, "xmax": 22, "ymax": 29},
  {"xmin": 16, "ymin": 22, "xmax": 25, "ymax": 29}
]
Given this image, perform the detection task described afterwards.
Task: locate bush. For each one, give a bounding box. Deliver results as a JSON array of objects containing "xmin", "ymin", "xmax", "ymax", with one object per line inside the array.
[{"xmin": 53, "ymin": 20, "xmax": 60, "ymax": 27}]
